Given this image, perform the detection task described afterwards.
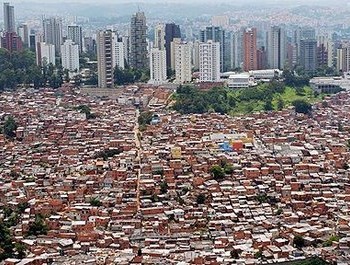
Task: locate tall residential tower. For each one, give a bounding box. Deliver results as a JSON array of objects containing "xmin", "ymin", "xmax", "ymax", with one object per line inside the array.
[
  {"xmin": 130, "ymin": 12, "xmax": 148, "ymax": 69},
  {"xmin": 97, "ymin": 30, "xmax": 114, "ymax": 88}
]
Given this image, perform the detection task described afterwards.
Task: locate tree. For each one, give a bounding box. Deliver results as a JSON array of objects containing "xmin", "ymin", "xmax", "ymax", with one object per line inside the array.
[
  {"xmin": 27, "ymin": 214, "xmax": 48, "ymax": 236},
  {"xmin": 90, "ymin": 197, "xmax": 102, "ymax": 207},
  {"xmin": 210, "ymin": 165, "xmax": 225, "ymax": 180},
  {"xmin": 293, "ymin": 100, "xmax": 312, "ymax": 114},
  {"xmin": 14, "ymin": 243, "xmax": 26, "ymax": 259},
  {"xmin": 160, "ymin": 181, "xmax": 168, "ymax": 194},
  {"xmin": 323, "ymin": 235, "xmax": 340, "ymax": 247},
  {"xmin": 264, "ymin": 98, "xmax": 274, "ymax": 111},
  {"xmin": 277, "ymin": 96, "xmax": 285, "ymax": 111},
  {"xmin": 114, "ymin": 67, "xmax": 143, "ymax": 85},
  {"xmin": 224, "ymin": 164, "xmax": 234, "ymax": 175},
  {"xmin": 138, "ymin": 111, "xmax": 153, "ymax": 127},
  {"xmin": 230, "ymin": 249, "xmax": 241, "ymax": 259},
  {"xmin": 254, "ymin": 250, "xmax": 263, "ymax": 259},
  {"xmin": 3, "ymin": 116, "xmax": 18, "ymax": 139},
  {"xmin": 0, "ymin": 222, "xmax": 14, "ymax": 261},
  {"xmin": 293, "ymin": 234, "xmax": 305, "ymax": 249},
  {"xmin": 74, "ymin": 105, "xmax": 96, "ymax": 120},
  {"xmin": 196, "ymin": 193, "xmax": 206, "ymax": 204}
]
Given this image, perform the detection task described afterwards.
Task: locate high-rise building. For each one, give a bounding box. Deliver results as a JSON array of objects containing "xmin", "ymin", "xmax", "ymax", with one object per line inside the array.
[
  {"xmin": 1, "ymin": 31, "xmax": 22, "ymax": 52},
  {"xmin": 36, "ymin": 42, "xmax": 55, "ymax": 66},
  {"xmin": 300, "ymin": 39, "xmax": 317, "ymax": 72},
  {"xmin": 83, "ymin": 36, "xmax": 95, "ymax": 53},
  {"xmin": 121, "ymin": 36, "xmax": 130, "ymax": 66},
  {"xmin": 243, "ymin": 28, "xmax": 258, "ymax": 71},
  {"xmin": 3, "ymin": 2, "xmax": 15, "ymax": 33},
  {"xmin": 267, "ymin": 26, "xmax": 286, "ymax": 69},
  {"xmin": 130, "ymin": 12, "xmax": 148, "ymax": 69},
  {"xmin": 149, "ymin": 48, "xmax": 167, "ymax": 85},
  {"xmin": 228, "ymin": 31, "xmax": 243, "ymax": 70},
  {"xmin": 200, "ymin": 26, "xmax": 225, "ymax": 72},
  {"xmin": 174, "ymin": 41, "xmax": 192, "ymax": 84},
  {"xmin": 67, "ymin": 25, "xmax": 83, "ymax": 53},
  {"xmin": 192, "ymin": 40, "xmax": 200, "ymax": 71},
  {"xmin": 294, "ymin": 27, "xmax": 316, "ymax": 63},
  {"xmin": 170, "ymin": 38, "xmax": 182, "ymax": 71},
  {"xmin": 199, "ymin": 41, "xmax": 220, "ymax": 82},
  {"xmin": 61, "ymin": 39, "xmax": 80, "ymax": 72},
  {"xmin": 336, "ymin": 44, "xmax": 350, "ymax": 73},
  {"xmin": 43, "ymin": 17, "xmax": 63, "ymax": 54},
  {"xmin": 112, "ymin": 35, "xmax": 125, "ymax": 70},
  {"xmin": 154, "ymin": 24, "xmax": 165, "ymax": 50},
  {"xmin": 97, "ymin": 30, "xmax": 114, "ymax": 88},
  {"xmin": 257, "ymin": 47, "xmax": 267, "ymax": 70},
  {"xmin": 29, "ymin": 34, "xmax": 36, "ymax": 51},
  {"xmin": 317, "ymin": 35, "xmax": 334, "ymax": 68},
  {"xmin": 17, "ymin": 24, "xmax": 29, "ymax": 47},
  {"xmin": 165, "ymin": 23, "xmax": 181, "ymax": 70}
]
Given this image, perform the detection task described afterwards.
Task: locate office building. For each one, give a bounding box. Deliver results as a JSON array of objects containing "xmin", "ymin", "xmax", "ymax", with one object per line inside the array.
[
  {"xmin": 130, "ymin": 12, "xmax": 148, "ymax": 69},
  {"xmin": 43, "ymin": 17, "xmax": 63, "ymax": 54},
  {"xmin": 165, "ymin": 23, "xmax": 181, "ymax": 70},
  {"xmin": 243, "ymin": 28, "xmax": 258, "ymax": 71},
  {"xmin": 200, "ymin": 26, "xmax": 225, "ymax": 72},
  {"xmin": 267, "ymin": 26, "xmax": 286, "ymax": 69},
  {"xmin": 149, "ymin": 48, "xmax": 167, "ymax": 85},
  {"xmin": 174, "ymin": 41, "xmax": 192, "ymax": 84},
  {"xmin": 36, "ymin": 42, "xmax": 55, "ymax": 66},
  {"xmin": 97, "ymin": 30, "xmax": 114, "ymax": 88},
  {"xmin": 61, "ymin": 39, "xmax": 80, "ymax": 73},
  {"xmin": 199, "ymin": 41, "xmax": 220, "ymax": 82},
  {"xmin": 3, "ymin": 2, "xmax": 15, "ymax": 33},
  {"xmin": 67, "ymin": 25, "xmax": 83, "ymax": 53},
  {"xmin": 300, "ymin": 39, "xmax": 317, "ymax": 72}
]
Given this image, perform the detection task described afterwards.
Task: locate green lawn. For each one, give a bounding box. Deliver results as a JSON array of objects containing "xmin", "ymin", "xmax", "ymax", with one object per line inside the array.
[
  {"xmin": 229, "ymin": 86, "xmax": 326, "ymax": 115},
  {"xmin": 272, "ymin": 86, "xmax": 324, "ymax": 108}
]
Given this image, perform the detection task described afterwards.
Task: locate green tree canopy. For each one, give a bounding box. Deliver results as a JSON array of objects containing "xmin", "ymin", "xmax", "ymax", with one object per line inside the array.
[
  {"xmin": 3, "ymin": 116, "xmax": 18, "ymax": 139},
  {"xmin": 293, "ymin": 100, "xmax": 312, "ymax": 114},
  {"xmin": 210, "ymin": 165, "xmax": 225, "ymax": 180}
]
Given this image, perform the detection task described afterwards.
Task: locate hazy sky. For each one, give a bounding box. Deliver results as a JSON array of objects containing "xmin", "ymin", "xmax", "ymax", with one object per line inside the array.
[{"xmin": 8, "ymin": 0, "xmax": 345, "ymax": 3}]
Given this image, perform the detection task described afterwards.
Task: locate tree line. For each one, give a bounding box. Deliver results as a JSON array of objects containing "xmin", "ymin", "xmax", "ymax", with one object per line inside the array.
[{"xmin": 0, "ymin": 48, "xmax": 70, "ymax": 90}]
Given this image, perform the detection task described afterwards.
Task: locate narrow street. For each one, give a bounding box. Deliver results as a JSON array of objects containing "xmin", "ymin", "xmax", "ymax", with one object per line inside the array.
[{"xmin": 134, "ymin": 109, "xmax": 142, "ymax": 211}]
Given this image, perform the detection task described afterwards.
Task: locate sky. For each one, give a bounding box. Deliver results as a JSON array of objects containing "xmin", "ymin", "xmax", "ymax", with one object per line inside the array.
[{"xmin": 8, "ymin": 0, "xmax": 345, "ymax": 3}]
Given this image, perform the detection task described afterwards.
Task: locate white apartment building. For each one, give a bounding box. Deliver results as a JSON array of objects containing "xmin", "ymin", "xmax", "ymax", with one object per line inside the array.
[
  {"xmin": 174, "ymin": 41, "xmax": 192, "ymax": 84},
  {"xmin": 36, "ymin": 42, "xmax": 55, "ymax": 66},
  {"xmin": 199, "ymin": 40, "xmax": 220, "ymax": 82},
  {"xmin": 149, "ymin": 48, "xmax": 167, "ymax": 85},
  {"xmin": 112, "ymin": 37, "xmax": 125, "ymax": 69},
  {"xmin": 61, "ymin": 39, "xmax": 79, "ymax": 72}
]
